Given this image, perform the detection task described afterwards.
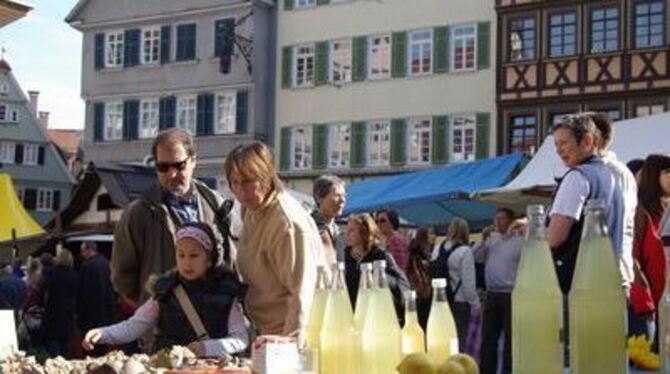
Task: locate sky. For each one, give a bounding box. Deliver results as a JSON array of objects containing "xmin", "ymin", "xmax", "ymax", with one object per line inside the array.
[{"xmin": 0, "ymin": 0, "xmax": 83, "ymax": 129}]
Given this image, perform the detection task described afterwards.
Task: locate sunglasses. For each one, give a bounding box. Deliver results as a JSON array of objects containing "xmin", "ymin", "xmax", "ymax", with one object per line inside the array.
[{"xmin": 155, "ymin": 157, "xmax": 191, "ymax": 173}]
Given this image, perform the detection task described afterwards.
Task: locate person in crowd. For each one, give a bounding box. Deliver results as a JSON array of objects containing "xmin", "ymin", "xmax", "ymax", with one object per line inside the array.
[
  {"xmin": 343, "ymin": 213, "xmax": 410, "ymax": 324},
  {"xmin": 547, "ymin": 113, "xmax": 631, "ymax": 294},
  {"xmin": 20, "ymin": 257, "xmax": 44, "ymax": 347},
  {"xmin": 629, "ymin": 154, "xmax": 670, "ymax": 345},
  {"xmin": 376, "ymin": 209, "xmax": 410, "ymax": 272},
  {"xmin": 42, "ymin": 248, "xmax": 78, "ymax": 358},
  {"xmin": 224, "ymin": 142, "xmax": 320, "ymax": 339},
  {"xmin": 112, "ymin": 128, "xmax": 230, "ymax": 306},
  {"xmin": 82, "ymin": 223, "xmax": 248, "ymax": 357},
  {"xmin": 406, "ymin": 227, "xmax": 435, "ymax": 329},
  {"xmin": 311, "ymin": 175, "xmax": 347, "ymax": 264},
  {"xmin": 430, "ymin": 218, "xmax": 480, "ymax": 352},
  {"xmin": 0, "ymin": 261, "xmax": 27, "ymax": 317},
  {"xmin": 473, "ymin": 208, "xmax": 523, "ymax": 374},
  {"xmin": 627, "ymin": 158, "xmax": 645, "ymax": 182},
  {"xmin": 77, "ymin": 242, "xmax": 115, "ymax": 356}
]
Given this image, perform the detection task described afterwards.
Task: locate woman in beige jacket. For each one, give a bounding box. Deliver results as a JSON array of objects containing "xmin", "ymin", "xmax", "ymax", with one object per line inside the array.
[{"xmin": 224, "ymin": 142, "xmax": 321, "ymax": 339}]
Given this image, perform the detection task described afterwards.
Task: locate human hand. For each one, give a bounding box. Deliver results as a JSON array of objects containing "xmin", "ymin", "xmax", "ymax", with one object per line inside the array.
[
  {"xmin": 482, "ymin": 226, "xmax": 495, "ymax": 240},
  {"xmin": 507, "ymin": 219, "xmax": 527, "ymax": 237},
  {"xmin": 187, "ymin": 341, "xmax": 206, "ymax": 357},
  {"xmin": 82, "ymin": 329, "xmax": 102, "ymax": 351}
]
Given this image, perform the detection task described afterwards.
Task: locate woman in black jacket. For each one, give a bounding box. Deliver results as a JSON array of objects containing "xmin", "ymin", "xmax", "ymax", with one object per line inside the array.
[
  {"xmin": 42, "ymin": 247, "xmax": 78, "ymax": 358},
  {"xmin": 343, "ymin": 213, "xmax": 410, "ymax": 325}
]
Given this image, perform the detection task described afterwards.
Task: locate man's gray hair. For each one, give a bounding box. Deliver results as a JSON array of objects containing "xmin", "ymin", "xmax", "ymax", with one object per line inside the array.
[
  {"xmin": 551, "ymin": 112, "xmax": 601, "ymax": 145},
  {"xmin": 313, "ymin": 175, "xmax": 346, "ymax": 207}
]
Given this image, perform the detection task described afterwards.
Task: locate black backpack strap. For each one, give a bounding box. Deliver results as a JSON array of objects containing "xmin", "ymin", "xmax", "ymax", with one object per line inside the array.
[
  {"xmin": 446, "ymin": 243, "xmax": 464, "ymax": 295},
  {"xmin": 194, "ymin": 182, "xmax": 237, "ymax": 269}
]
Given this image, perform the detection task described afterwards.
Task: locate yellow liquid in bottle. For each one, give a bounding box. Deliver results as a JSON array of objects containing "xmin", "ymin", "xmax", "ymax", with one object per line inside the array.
[
  {"xmin": 306, "ymin": 287, "xmax": 328, "ymax": 350},
  {"xmin": 361, "ymin": 288, "xmax": 402, "ymax": 374},
  {"xmin": 402, "ymin": 311, "xmax": 425, "ymax": 355},
  {"xmin": 320, "ymin": 289, "xmax": 357, "ymax": 374},
  {"xmin": 426, "ymin": 301, "xmax": 459, "ymax": 363},
  {"xmin": 570, "ymin": 236, "xmax": 626, "ymax": 373},
  {"xmin": 354, "ymin": 287, "xmax": 371, "ymax": 329},
  {"xmin": 512, "ymin": 238, "xmax": 563, "ymax": 374}
]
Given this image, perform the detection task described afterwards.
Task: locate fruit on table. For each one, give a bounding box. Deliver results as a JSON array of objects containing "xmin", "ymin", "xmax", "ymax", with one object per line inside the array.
[
  {"xmin": 628, "ymin": 335, "xmax": 660, "ymax": 371},
  {"xmin": 397, "ymin": 352, "xmax": 479, "ymax": 374},
  {"xmin": 438, "ymin": 360, "xmax": 466, "ymax": 374},
  {"xmin": 397, "ymin": 352, "xmax": 436, "ymax": 374},
  {"xmin": 448, "ymin": 353, "xmax": 479, "ymax": 374}
]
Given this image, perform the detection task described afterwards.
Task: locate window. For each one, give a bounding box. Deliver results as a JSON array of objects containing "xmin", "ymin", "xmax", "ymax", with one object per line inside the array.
[
  {"xmin": 451, "ymin": 115, "xmax": 476, "ymax": 162},
  {"xmin": 139, "ymin": 99, "xmax": 159, "ymax": 139},
  {"xmin": 408, "ymin": 118, "xmax": 432, "ymax": 165},
  {"xmin": 330, "ymin": 39, "xmax": 352, "ymax": 84},
  {"xmin": 595, "ymin": 108, "xmax": 621, "ymax": 122},
  {"xmin": 0, "ymin": 105, "xmax": 6, "ymax": 121},
  {"xmin": 176, "ymin": 23, "xmax": 197, "ymax": 61},
  {"xmin": 0, "ymin": 141, "xmax": 15, "ymax": 163},
  {"xmin": 409, "ymin": 29, "xmax": 433, "ymax": 75},
  {"xmin": 634, "ymin": 0, "xmax": 665, "ymax": 48},
  {"xmin": 105, "ymin": 31, "xmax": 124, "ymax": 67},
  {"xmin": 141, "ymin": 26, "xmax": 161, "ymax": 64},
  {"xmin": 10, "ymin": 110, "xmax": 18, "ymax": 122},
  {"xmin": 635, "ymin": 103, "xmax": 666, "ymax": 117},
  {"xmin": 0, "ymin": 81, "xmax": 7, "ymax": 95},
  {"xmin": 16, "ymin": 187, "xmax": 24, "ymax": 204},
  {"xmin": 549, "ymin": 11, "xmax": 577, "ymax": 57},
  {"xmin": 368, "ymin": 34, "xmax": 391, "ymax": 79},
  {"xmin": 451, "ymin": 25, "xmax": 477, "ymax": 72},
  {"xmin": 509, "ymin": 114, "xmax": 537, "ymax": 153},
  {"xmin": 509, "ymin": 17, "xmax": 536, "ymax": 61},
  {"xmin": 176, "ymin": 95, "xmax": 197, "ymax": 134},
  {"xmin": 293, "ymin": 44, "xmax": 315, "ymax": 87},
  {"xmin": 104, "ymin": 101, "xmax": 124, "ymax": 141},
  {"xmin": 368, "ymin": 120, "xmax": 390, "ymax": 167},
  {"xmin": 590, "ymin": 6, "xmax": 619, "ymax": 53},
  {"xmin": 215, "ymin": 91, "xmax": 236, "ymax": 134},
  {"xmin": 328, "ymin": 123, "xmax": 350, "ymax": 168},
  {"xmin": 292, "ymin": 126, "xmax": 312, "ymax": 170},
  {"xmin": 23, "ymin": 144, "xmax": 39, "ymax": 165},
  {"xmin": 296, "ymin": 0, "xmax": 316, "ymax": 8},
  {"xmin": 36, "ymin": 188, "xmax": 54, "ymax": 212}
]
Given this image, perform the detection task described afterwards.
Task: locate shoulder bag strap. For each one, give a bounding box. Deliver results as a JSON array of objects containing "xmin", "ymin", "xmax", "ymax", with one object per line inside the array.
[{"xmin": 173, "ymin": 285, "xmax": 210, "ymax": 340}]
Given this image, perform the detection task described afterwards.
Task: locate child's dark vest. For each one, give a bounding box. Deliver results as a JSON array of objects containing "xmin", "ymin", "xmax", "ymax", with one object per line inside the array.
[{"xmin": 152, "ymin": 270, "xmax": 245, "ymax": 352}]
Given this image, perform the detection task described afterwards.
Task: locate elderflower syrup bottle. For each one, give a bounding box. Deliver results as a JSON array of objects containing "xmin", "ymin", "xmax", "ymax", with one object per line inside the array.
[
  {"xmin": 426, "ymin": 278, "xmax": 459, "ymax": 363},
  {"xmin": 354, "ymin": 262, "xmax": 374, "ymax": 329},
  {"xmin": 401, "ymin": 290, "xmax": 426, "ymax": 356},
  {"xmin": 570, "ymin": 199, "xmax": 627, "ymax": 373},
  {"xmin": 512, "ymin": 205, "xmax": 563, "ymax": 374},
  {"xmin": 305, "ymin": 266, "xmax": 329, "ymax": 367}
]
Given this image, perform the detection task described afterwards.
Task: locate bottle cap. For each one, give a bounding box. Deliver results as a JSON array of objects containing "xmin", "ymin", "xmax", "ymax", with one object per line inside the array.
[
  {"xmin": 585, "ymin": 199, "xmax": 606, "ymax": 210},
  {"xmin": 405, "ymin": 290, "xmax": 417, "ymax": 299},
  {"xmin": 372, "ymin": 259, "xmax": 387, "ymax": 269},
  {"xmin": 336, "ymin": 262, "xmax": 345, "ymax": 271},
  {"xmin": 526, "ymin": 204, "xmax": 545, "ymax": 217},
  {"xmin": 360, "ymin": 262, "xmax": 372, "ymax": 271},
  {"xmin": 431, "ymin": 278, "xmax": 446, "ymax": 288}
]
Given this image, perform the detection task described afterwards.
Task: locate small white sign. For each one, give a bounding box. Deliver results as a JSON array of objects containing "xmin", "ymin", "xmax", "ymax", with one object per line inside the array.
[{"xmin": 0, "ymin": 310, "xmax": 17, "ymax": 359}]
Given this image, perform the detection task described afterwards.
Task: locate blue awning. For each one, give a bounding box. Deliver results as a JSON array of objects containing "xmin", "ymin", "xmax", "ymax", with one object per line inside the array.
[{"xmin": 344, "ymin": 153, "xmax": 526, "ymax": 228}]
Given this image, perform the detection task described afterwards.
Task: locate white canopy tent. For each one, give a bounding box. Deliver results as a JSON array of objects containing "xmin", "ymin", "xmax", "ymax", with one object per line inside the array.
[{"xmin": 476, "ymin": 111, "xmax": 670, "ymax": 214}]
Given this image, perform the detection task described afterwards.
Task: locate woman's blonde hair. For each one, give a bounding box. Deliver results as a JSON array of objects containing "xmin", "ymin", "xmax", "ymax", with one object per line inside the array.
[
  {"xmin": 54, "ymin": 248, "xmax": 74, "ymax": 268},
  {"xmin": 447, "ymin": 217, "xmax": 470, "ymax": 245},
  {"xmin": 349, "ymin": 213, "xmax": 382, "ymax": 253},
  {"xmin": 224, "ymin": 142, "xmax": 283, "ymax": 196}
]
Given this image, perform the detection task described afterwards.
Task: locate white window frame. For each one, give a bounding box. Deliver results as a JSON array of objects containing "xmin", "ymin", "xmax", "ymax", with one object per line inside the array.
[
  {"xmin": 328, "ymin": 123, "xmax": 350, "ymax": 168},
  {"xmin": 330, "ymin": 39, "xmax": 352, "ymax": 84},
  {"xmin": 0, "ymin": 141, "xmax": 15, "ymax": 164},
  {"xmin": 450, "ymin": 115, "xmax": 477, "ymax": 162},
  {"xmin": 635, "ymin": 103, "xmax": 665, "ymax": 117},
  {"xmin": 176, "ymin": 95, "xmax": 197, "ymax": 135},
  {"xmin": 104, "ymin": 101, "xmax": 124, "ymax": 141},
  {"xmin": 215, "ymin": 91, "xmax": 237, "ymax": 135},
  {"xmin": 295, "ymin": 0, "xmax": 317, "ymax": 9},
  {"xmin": 451, "ymin": 24, "xmax": 477, "ymax": 72},
  {"xmin": 408, "ymin": 118, "xmax": 432, "ymax": 165},
  {"xmin": 23, "ymin": 143, "xmax": 39, "ymax": 165},
  {"xmin": 36, "ymin": 188, "xmax": 54, "ymax": 212},
  {"xmin": 139, "ymin": 98, "xmax": 159, "ymax": 139},
  {"xmin": 408, "ymin": 29, "xmax": 433, "ymax": 76},
  {"xmin": 293, "ymin": 44, "xmax": 316, "ymax": 88},
  {"xmin": 368, "ymin": 34, "xmax": 391, "ymax": 80},
  {"xmin": 141, "ymin": 26, "xmax": 161, "ymax": 65},
  {"xmin": 292, "ymin": 125, "xmax": 312, "ymax": 170},
  {"xmin": 105, "ymin": 30, "xmax": 125, "ymax": 68},
  {"xmin": 367, "ymin": 120, "xmax": 390, "ymax": 167}
]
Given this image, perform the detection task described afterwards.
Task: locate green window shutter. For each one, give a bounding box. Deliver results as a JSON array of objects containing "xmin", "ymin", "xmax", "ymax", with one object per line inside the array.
[
  {"xmin": 352, "ymin": 36, "xmax": 367, "ymax": 82},
  {"xmin": 477, "ymin": 22, "xmax": 491, "ymax": 70},
  {"xmin": 390, "ymin": 118, "xmax": 407, "ymax": 166},
  {"xmin": 476, "ymin": 112, "xmax": 491, "ymax": 160},
  {"xmin": 317, "ymin": 0, "xmax": 330, "ymax": 5},
  {"xmin": 282, "ymin": 46, "xmax": 293, "ymax": 89},
  {"xmin": 434, "ymin": 26, "xmax": 449, "ymax": 74},
  {"xmin": 350, "ymin": 121, "xmax": 366, "ymax": 168},
  {"xmin": 391, "ymin": 32, "xmax": 407, "ymax": 78},
  {"xmin": 280, "ymin": 127, "xmax": 292, "ymax": 171},
  {"xmin": 315, "ymin": 41, "xmax": 330, "ymax": 86},
  {"xmin": 313, "ymin": 124, "xmax": 328, "ymax": 169},
  {"xmin": 432, "ymin": 115, "xmax": 448, "ymax": 164},
  {"xmin": 284, "ymin": 0, "xmax": 294, "ymax": 11}
]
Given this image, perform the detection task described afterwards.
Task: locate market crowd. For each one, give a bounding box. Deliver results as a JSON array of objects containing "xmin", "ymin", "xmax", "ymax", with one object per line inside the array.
[{"xmin": 1, "ymin": 114, "xmax": 669, "ymax": 374}]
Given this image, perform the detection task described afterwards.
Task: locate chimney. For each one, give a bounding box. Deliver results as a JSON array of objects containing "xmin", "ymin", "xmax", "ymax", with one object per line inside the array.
[
  {"xmin": 39, "ymin": 111, "xmax": 50, "ymax": 129},
  {"xmin": 27, "ymin": 90, "xmax": 39, "ymax": 113}
]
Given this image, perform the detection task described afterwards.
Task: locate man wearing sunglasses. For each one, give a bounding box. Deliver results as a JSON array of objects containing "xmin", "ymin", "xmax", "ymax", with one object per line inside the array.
[{"xmin": 111, "ymin": 128, "xmax": 229, "ymax": 307}]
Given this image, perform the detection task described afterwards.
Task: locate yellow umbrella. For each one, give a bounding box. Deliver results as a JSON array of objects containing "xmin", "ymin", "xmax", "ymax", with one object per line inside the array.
[{"xmin": 0, "ymin": 173, "xmax": 45, "ymax": 243}]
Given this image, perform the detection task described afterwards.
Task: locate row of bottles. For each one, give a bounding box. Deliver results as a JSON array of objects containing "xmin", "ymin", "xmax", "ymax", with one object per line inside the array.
[
  {"xmin": 308, "ymin": 261, "xmax": 459, "ymax": 373},
  {"xmin": 513, "ymin": 202, "xmax": 627, "ymax": 373}
]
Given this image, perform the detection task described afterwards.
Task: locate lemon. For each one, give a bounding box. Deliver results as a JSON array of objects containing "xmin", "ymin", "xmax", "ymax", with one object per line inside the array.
[
  {"xmin": 438, "ymin": 360, "xmax": 466, "ymax": 374},
  {"xmin": 448, "ymin": 353, "xmax": 479, "ymax": 374},
  {"xmin": 397, "ymin": 352, "xmax": 437, "ymax": 374}
]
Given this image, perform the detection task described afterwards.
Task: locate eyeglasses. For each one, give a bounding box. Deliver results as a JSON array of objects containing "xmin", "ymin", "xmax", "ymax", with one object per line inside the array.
[{"xmin": 155, "ymin": 157, "xmax": 191, "ymax": 173}]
